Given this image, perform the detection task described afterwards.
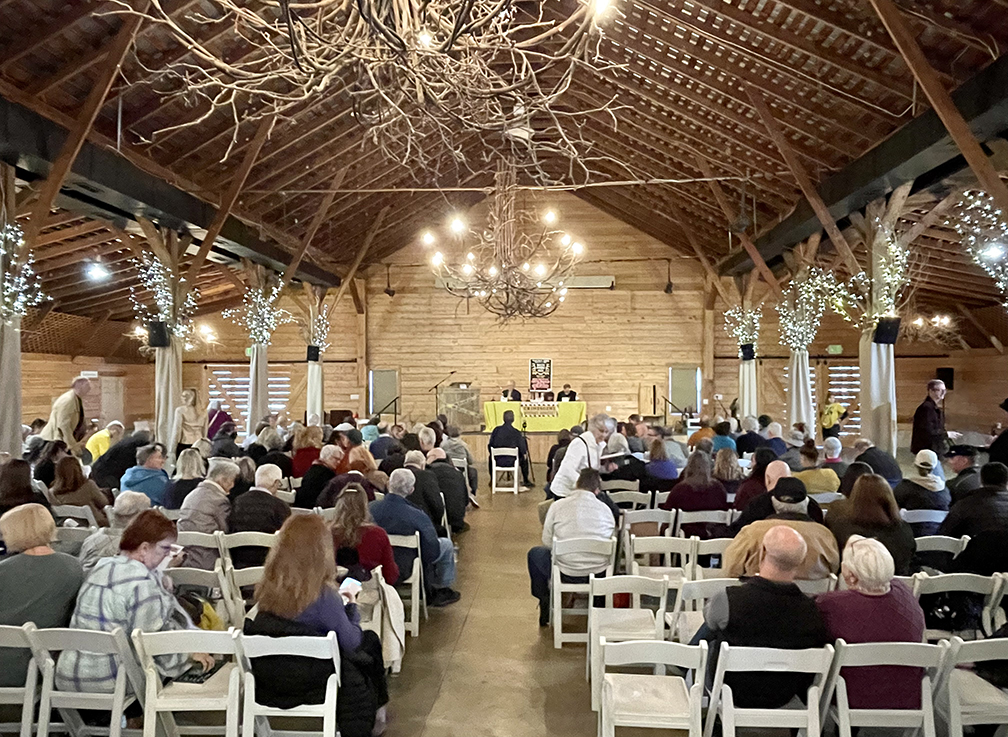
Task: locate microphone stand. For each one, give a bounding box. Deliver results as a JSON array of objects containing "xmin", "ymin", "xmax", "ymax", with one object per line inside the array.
[
  {"xmin": 521, "ymin": 419, "xmax": 535, "ymax": 485},
  {"xmin": 428, "ymin": 371, "xmax": 456, "ymax": 419}
]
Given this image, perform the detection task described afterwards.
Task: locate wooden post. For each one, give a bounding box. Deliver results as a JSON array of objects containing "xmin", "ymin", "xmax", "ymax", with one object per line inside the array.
[
  {"xmin": 870, "ymin": 0, "xmax": 1008, "ymax": 213},
  {"xmin": 354, "ymin": 278, "xmax": 368, "ymax": 417},
  {"xmin": 702, "ymin": 280, "xmax": 716, "ymax": 411}
]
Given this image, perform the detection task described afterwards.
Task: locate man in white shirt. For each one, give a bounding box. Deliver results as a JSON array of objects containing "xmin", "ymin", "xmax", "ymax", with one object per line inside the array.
[
  {"xmin": 528, "ymin": 468, "xmax": 616, "ymax": 626},
  {"xmin": 549, "ymin": 413, "xmax": 616, "ymax": 498}
]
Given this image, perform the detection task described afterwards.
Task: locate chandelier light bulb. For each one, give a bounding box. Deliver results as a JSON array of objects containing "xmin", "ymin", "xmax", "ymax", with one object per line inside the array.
[
  {"xmin": 422, "ymin": 231, "xmax": 436, "ymax": 246},
  {"xmin": 913, "ymin": 317, "xmax": 924, "ymax": 327},
  {"xmin": 983, "ymin": 244, "xmax": 1006, "ymax": 261},
  {"xmin": 462, "ymin": 264, "xmax": 473, "ymax": 275},
  {"xmin": 543, "ymin": 210, "xmax": 557, "ymax": 224},
  {"xmin": 534, "ymin": 263, "xmax": 546, "ymax": 276},
  {"xmin": 450, "ymin": 217, "xmax": 465, "ymax": 234},
  {"xmin": 522, "ymin": 262, "xmax": 530, "ymax": 271},
  {"xmin": 559, "ymin": 296, "xmax": 565, "ymax": 302},
  {"xmin": 545, "ymin": 301, "xmax": 552, "ymax": 308},
  {"xmin": 561, "ymin": 234, "xmax": 571, "ymax": 246},
  {"xmin": 488, "ymin": 265, "xmax": 498, "ymax": 277},
  {"xmin": 432, "ymin": 251, "xmax": 444, "ymax": 266},
  {"xmin": 199, "ymin": 324, "xmax": 213, "ymax": 336},
  {"xmin": 594, "ymin": 0, "xmax": 611, "ymax": 14},
  {"xmin": 466, "ymin": 252, "xmax": 475, "ymax": 261},
  {"xmin": 417, "ymin": 30, "xmax": 433, "ymax": 47},
  {"xmin": 572, "ymin": 242, "xmax": 584, "ymax": 254},
  {"xmin": 560, "ymin": 287, "xmax": 568, "ymax": 295},
  {"xmin": 134, "ymin": 325, "xmax": 148, "ymax": 337},
  {"xmin": 86, "ymin": 262, "xmax": 111, "ymax": 281}
]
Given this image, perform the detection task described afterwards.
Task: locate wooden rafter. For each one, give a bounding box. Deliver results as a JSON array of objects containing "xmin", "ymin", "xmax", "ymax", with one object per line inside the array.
[
  {"xmin": 957, "ymin": 304, "xmax": 1005, "ymax": 353},
  {"xmin": 666, "ymin": 200, "xmax": 733, "ymax": 305},
  {"xmin": 279, "ymin": 167, "xmax": 347, "ymax": 290},
  {"xmin": 326, "ymin": 205, "xmax": 390, "ymax": 313},
  {"xmin": 897, "ymin": 191, "xmax": 963, "ymax": 248}
]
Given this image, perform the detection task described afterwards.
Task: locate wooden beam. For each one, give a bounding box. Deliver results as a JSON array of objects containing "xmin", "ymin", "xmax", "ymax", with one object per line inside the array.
[
  {"xmin": 897, "ymin": 191, "xmax": 961, "ymax": 248},
  {"xmin": 24, "ymin": 301, "xmax": 55, "ymax": 331},
  {"xmin": 693, "ymin": 155, "xmax": 783, "ymax": 299},
  {"xmin": 870, "ymin": 0, "xmax": 1008, "ymax": 214},
  {"xmin": 957, "ymin": 304, "xmax": 1005, "ymax": 353},
  {"xmin": 745, "ymin": 87, "xmax": 862, "ymax": 276},
  {"xmin": 210, "ymin": 262, "xmax": 246, "ymax": 292},
  {"xmin": 666, "ymin": 201, "xmax": 733, "ymax": 305},
  {"xmin": 326, "ymin": 205, "xmax": 390, "ymax": 314},
  {"xmin": 21, "ymin": 12, "xmax": 145, "ymax": 250},
  {"xmin": 279, "ymin": 167, "xmax": 347, "ymax": 290},
  {"xmin": 348, "ymin": 278, "xmax": 365, "ymax": 315},
  {"xmin": 34, "ymin": 220, "xmax": 108, "ymax": 248},
  {"xmin": 184, "ymin": 116, "xmax": 274, "ymax": 284},
  {"xmin": 75, "ymin": 310, "xmax": 112, "ymax": 356}
]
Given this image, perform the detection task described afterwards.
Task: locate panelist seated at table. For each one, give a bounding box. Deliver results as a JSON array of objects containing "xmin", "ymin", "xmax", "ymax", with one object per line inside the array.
[
  {"xmin": 488, "ymin": 410, "xmax": 531, "ymax": 490},
  {"xmin": 500, "ymin": 381, "xmax": 523, "ymax": 402},
  {"xmin": 556, "ymin": 384, "xmax": 577, "ymax": 402}
]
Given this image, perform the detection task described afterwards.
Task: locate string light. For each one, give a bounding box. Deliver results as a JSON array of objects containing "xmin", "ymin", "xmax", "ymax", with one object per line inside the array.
[
  {"xmin": 724, "ymin": 305, "xmax": 762, "ymax": 357},
  {"xmin": 129, "ymin": 251, "xmax": 199, "ymax": 347},
  {"xmin": 0, "ymin": 223, "xmax": 46, "ymax": 324},
  {"xmin": 223, "ymin": 283, "xmax": 293, "ymax": 346},
  {"xmin": 949, "ymin": 190, "xmax": 1008, "ymax": 308},
  {"xmin": 777, "ymin": 268, "xmax": 838, "ymax": 351},
  {"xmin": 829, "ymin": 224, "xmax": 909, "ymax": 329}
]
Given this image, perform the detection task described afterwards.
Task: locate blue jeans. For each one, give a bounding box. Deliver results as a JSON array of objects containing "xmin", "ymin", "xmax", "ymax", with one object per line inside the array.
[{"xmin": 429, "ymin": 537, "xmax": 456, "ymax": 588}]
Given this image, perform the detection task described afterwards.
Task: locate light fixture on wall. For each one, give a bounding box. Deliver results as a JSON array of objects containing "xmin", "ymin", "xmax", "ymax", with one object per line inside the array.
[
  {"xmin": 383, "ymin": 264, "xmax": 396, "ymax": 298},
  {"xmin": 663, "ymin": 260, "xmax": 674, "ymax": 294}
]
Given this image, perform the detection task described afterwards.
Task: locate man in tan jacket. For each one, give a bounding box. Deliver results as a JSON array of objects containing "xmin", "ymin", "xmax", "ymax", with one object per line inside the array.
[
  {"xmin": 40, "ymin": 377, "xmax": 91, "ymax": 455},
  {"xmin": 723, "ymin": 477, "xmax": 839, "ymax": 580}
]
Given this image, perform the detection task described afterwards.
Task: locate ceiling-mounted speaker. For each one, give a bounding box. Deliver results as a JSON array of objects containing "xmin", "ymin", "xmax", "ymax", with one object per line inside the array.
[{"xmin": 147, "ymin": 321, "xmax": 170, "ymax": 348}]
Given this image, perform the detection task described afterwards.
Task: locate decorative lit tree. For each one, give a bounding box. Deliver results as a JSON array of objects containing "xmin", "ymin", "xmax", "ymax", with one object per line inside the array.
[
  {"xmin": 949, "ymin": 190, "xmax": 1008, "ymax": 309},
  {"xmin": 724, "ymin": 305, "xmax": 761, "ymax": 419},
  {"xmin": 295, "ymin": 283, "xmax": 331, "ymax": 423}
]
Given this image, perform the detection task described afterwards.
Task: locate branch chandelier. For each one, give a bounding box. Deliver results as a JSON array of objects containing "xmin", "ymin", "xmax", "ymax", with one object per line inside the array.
[
  {"xmin": 427, "ymin": 160, "xmax": 584, "ymax": 320},
  {"xmin": 114, "ymin": 0, "xmax": 621, "ymax": 183},
  {"xmin": 829, "ymin": 221, "xmax": 910, "ymax": 330},
  {"xmin": 129, "ymin": 252, "xmax": 199, "ymax": 348},
  {"xmin": 724, "ymin": 306, "xmax": 761, "ymax": 357},
  {"xmin": 949, "ymin": 190, "xmax": 1008, "ymax": 310},
  {"xmin": 224, "ymin": 280, "xmax": 294, "ymax": 346}
]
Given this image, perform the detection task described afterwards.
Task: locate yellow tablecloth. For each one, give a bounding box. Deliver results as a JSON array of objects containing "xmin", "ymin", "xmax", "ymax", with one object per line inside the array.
[{"xmin": 483, "ymin": 401, "xmax": 587, "ymax": 432}]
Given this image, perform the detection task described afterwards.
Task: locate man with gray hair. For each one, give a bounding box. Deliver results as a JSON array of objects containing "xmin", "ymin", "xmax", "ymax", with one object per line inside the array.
[
  {"xmin": 403, "ymin": 450, "xmax": 447, "ymax": 536},
  {"xmin": 78, "ymin": 491, "xmax": 151, "ymax": 573},
  {"xmin": 735, "ymin": 415, "xmax": 766, "ymax": 456},
  {"xmin": 697, "ymin": 525, "xmax": 830, "ymax": 708},
  {"xmin": 228, "ymin": 463, "xmax": 291, "ymax": 567},
  {"xmin": 549, "ymin": 413, "xmax": 616, "ymax": 498},
  {"xmin": 371, "ymin": 468, "xmax": 460, "ymax": 606},
  {"xmin": 178, "ymin": 458, "xmax": 240, "ymax": 569},
  {"xmin": 120, "ymin": 443, "xmax": 169, "ymax": 505}
]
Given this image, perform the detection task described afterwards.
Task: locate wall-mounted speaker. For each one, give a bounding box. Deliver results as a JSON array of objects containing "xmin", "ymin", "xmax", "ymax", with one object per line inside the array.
[
  {"xmin": 740, "ymin": 343, "xmax": 756, "ymax": 361},
  {"xmin": 873, "ymin": 317, "xmax": 901, "ymax": 345},
  {"xmin": 306, "ymin": 345, "xmax": 321, "ymax": 362},
  {"xmin": 147, "ymin": 321, "xmax": 170, "ymax": 348},
  {"xmin": 936, "ymin": 367, "xmax": 955, "ymax": 391}
]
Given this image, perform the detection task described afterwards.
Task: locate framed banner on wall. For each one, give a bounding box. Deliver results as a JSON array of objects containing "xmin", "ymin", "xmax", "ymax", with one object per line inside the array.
[{"xmin": 529, "ymin": 358, "xmax": 552, "ymax": 393}]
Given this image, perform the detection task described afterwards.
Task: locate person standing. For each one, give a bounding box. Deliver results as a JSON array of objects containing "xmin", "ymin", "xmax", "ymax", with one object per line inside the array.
[
  {"xmin": 206, "ymin": 400, "xmax": 234, "ymax": 442},
  {"xmin": 988, "ymin": 398, "xmax": 1008, "ymax": 467},
  {"xmin": 171, "ymin": 388, "xmax": 208, "ymax": 459},
  {"xmin": 911, "ymin": 379, "xmax": 952, "ymax": 457},
  {"xmin": 39, "ymin": 377, "xmax": 91, "ymax": 456},
  {"xmin": 819, "ymin": 393, "xmax": 849, "ymax": 440}
]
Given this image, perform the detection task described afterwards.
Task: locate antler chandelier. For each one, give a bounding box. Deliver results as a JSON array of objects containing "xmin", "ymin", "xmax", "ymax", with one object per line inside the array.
[
  {"xmin": 117, "ymin": 0, "xmax": 619, "ymax": 183},
  {"xmin": 427, "ymin": 160, "xmax": 584, "ymax": 320}
]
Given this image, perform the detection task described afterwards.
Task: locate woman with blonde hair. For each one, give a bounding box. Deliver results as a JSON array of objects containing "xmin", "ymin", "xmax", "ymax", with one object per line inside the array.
[
  {"xmin": 164, "ymin": 448, "xmax": 205, "ymax": 509},
  {"xmin": 291, "ymin": 425, "xmax": 324, "ymax": 478},
  {"xmin": 346, "ymin": 444, "xmax": 377, "ymax": 474},
  {"xmin": 244, "ymin": 514, "xmax": 389, "ymax": 737},
  {"xmin": 712, "ymin": 447, "xmax": 745, "ymax": 497},
  {"xmin": 171, "ymin": 388, "xmax": 208, "ymax": 459},
  {"xmin": 330, "ymin": 483, "xmax": 399, "ymax": 584}
]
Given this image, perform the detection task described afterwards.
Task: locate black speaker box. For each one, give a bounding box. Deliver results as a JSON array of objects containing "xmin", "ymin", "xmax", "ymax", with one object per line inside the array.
[
  {"xmin": 873, "ymin": 317, "xmax": 901, "ymax": 345},
  {"xmin": 740, "ymin": 343, "xmax": 756, "ymax": 361},
  {"xmin": 306, "ymin": 345, "xmax": 321, "ymax": 362},
  {"xmin": 936, "ymin": 367, "xmax": 955, "ymax": 391},
  {"xmin": 147, "ymin": 321, "xmax": 171, "ymax": 348}
]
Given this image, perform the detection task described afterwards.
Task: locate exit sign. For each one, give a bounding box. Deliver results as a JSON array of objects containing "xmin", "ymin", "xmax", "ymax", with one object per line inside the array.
[{"xmin": 827, "ymin": 344, "xmax": 844, "ymax": 355}]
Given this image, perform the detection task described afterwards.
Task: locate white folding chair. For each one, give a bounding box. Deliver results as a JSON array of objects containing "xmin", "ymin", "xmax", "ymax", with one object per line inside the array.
[
  {"xmin": 275, "ymin": 489, "xmax": 295, "ymax": 504},
  {"xmin": 176, "ymin": 530, "xmax": 224, "ymax": 564},
  {"xmin": 551, "ymin": 536, "xmax": 617, "ymax": 649},
  {"xmin": 51, "ymin": 504, "xmax": 99, "ymax": 528},
  {"xmin": 901, "ymin": 508, "xmax": 949, "ymax": 526},
  {"xmin": 937, "ymin": 636, "xmax": 1008, "ymax": 737},
  {"xmin": 606, "ymin": 490, "xmax": 651, "ymax": 511},
  {"xmin": 688, "ymin": 538, "xmax": 733, "ymax": 579},
  {"xmin": 237, "ymin": 632, "xmax": 340, "ymax": 737},
  {"xmin": 916, "ymin": 535, "xmax": 971, "ymax": 557},
  {"xmin": 795, "ymin": 575, "xmax": 839, "ymax": 595},
  {"xmin": 706, "ymin": 643, "xmax": 835, "ymax": 737},
  {"xmin": 155, "ymin": 507, "xmax": 182, "ymax": 521},
  {"xmin": 810, "ymin": 492, "xmax": 845, "ymax": 505},
  {"xmin": 217, "ymin": 531, "xmax": 278, "ymax": 571},
  {"xmin": 628, "ymin": 533, "xmax": 694, "ymax": 584},
  {"xmin": 914, "ymin": 572, "xmax": 1004, "ymax": 639},
  {"xmin": 51, "ymin": 526, "xmax": 96, "ymax": 556},
  {"xmin": 388, "ymin": 532, "xmax": 427, "ymax": 637},
  {"xmin": 225, "ymin": 564, "xmax": 266, "ymax": 624},
  {"xmin": 314, "ymin": 506, "xmax": 335, "ymax": 522},
  {"xmin": 652, "ymin": 491, "xmax": 671, "ymax": 509},
  {"xmin": 820, "ymin": 639, "xmax": 946, "ymax": 737},
  {"xmin": 0, "ymin": 625, "xmax": 37, "ymax": 737},
  {"xmin": 25, "ymin": 625, "xmax": 137, "ymax": 737},
  {"xmin": 588, "ymin": 575, "xmax": 669, "ymax": 711},
  {"xmin": 439, "ymin": 491, "xmax": 451, "ymax": 544},
  {"xmin": 289, "ymin": 507, "xmax": 315, "ymax": 517},
  {"xmin": 132, "ymin": 629, "xmax": 242, "ymax": 737},
  {"xmin": 666, "ymin": 578, "xmax": 744, "ymax": 644},
  {"xmin": 621, "ymin": 509, "xmax": 676, "ymax": 572},
  {"xmin": 600, "ymin": 479, "xmax": 641, "ymax": 494},
  {"xmin": 163, "ymin": 561, "xmax": 236, "ymax": 627},
  {"xmin": 490, "ymin": 447, "xmax": 521, "ymax": 494},
  {"xmin": 599, "ymin": 638, "xmax": 708, "ymax": 737},
  {"xmin": 673, "ymin": 509, "xmax": 732, "ymax": 538}
]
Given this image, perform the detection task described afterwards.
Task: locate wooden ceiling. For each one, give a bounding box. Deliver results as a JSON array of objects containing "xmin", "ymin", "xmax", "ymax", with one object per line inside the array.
[{"xmin": 1, "ymin": 0, "xmax": 1008, "ymax": 335}]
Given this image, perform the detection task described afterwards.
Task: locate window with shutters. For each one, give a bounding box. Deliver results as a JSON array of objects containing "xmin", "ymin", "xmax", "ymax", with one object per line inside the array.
[
  {"xmin": 825, "ymin": 363, "xmax": 861, "ymax": 439},
  {"xmin": 205, "ymin": 364, "xmax": 292, "ymax": 431}
]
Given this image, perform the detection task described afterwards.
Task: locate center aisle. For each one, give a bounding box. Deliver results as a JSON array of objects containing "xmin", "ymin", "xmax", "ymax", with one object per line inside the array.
[{"xmin": 385, "ymin": 472, "xmax": 596, "ymax": 737}]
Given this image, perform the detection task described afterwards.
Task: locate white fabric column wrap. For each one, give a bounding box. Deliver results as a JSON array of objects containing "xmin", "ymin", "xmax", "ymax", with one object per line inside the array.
[
  {"xmin": 306, "ymin": 358, "xmax": 324, "ymax": 420},
  {"xmin": 154, "ymin": 339, "xmax": 182, "ymax": 447},
  {"xmin": 787, "ymin": 348, "xmax": 815, "ymax": 436},
  {"xmin": 859, "ymin": 330, "xmax": 897, "ymax": 454},
  {"xmin": 248, "ymin": 343, "xmax": 269, "ymax": 433},
  {"xmin": 0, "ymin": 317, "xmax": 22, "ymax": 457},
  {"xmin": 738, "ymin": 359, "xmax": 758, "ymax": 419}
]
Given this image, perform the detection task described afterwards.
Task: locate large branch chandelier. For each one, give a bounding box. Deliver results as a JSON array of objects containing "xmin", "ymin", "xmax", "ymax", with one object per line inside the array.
[
  {"xmin": 116, "ymin": 0, "xmax": 620, "ymax": 183},
  {"xmin": 948, "ymin": 190, "xmax": 1008, "ymax": 309},
  {"xmin": 427, "ymin": 160, "xmax": 584, "ymax": 320}
]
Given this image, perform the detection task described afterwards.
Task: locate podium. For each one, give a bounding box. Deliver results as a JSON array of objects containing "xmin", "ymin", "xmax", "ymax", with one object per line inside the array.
[{"xmin": 483, "ymin": 401, "xmax": 587, "ymax": 432}]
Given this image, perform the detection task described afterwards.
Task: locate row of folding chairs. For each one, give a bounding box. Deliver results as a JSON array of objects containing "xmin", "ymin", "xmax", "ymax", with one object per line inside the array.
[{"xmin": 0, "ymin": 623, "xmax": 349, "ymax": 737}]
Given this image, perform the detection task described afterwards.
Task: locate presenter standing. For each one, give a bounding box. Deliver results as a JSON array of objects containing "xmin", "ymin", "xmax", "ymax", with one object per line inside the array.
[{"xmin": 501, "ymin": 381, "xmax": 523, "ymax": 401}]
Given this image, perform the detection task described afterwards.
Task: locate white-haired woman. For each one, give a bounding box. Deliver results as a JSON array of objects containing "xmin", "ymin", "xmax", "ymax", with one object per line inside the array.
[
  {"xmin": 164, "ymin": 448, "xmax": 206, "ymax": 509},
  {"xmin": 816, "ymin": 535, "xmax": 925, "ymax": 710}
]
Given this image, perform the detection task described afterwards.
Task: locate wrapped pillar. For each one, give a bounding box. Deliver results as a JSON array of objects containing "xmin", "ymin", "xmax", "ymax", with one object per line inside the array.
[
  {"xmin": 154, "ymin": 339, "xmax": 183, "ymax": 446},
  {"xmin": 738, "ymin": 348, "xmax": 758, "ymax": 419},
  {"xmin": 787, "ymin": 348, "xmax": 815, "ymax": 434},
  {"xmin": 248, "ymin": 343, "xmax": 270, "ymax": 432},
  {"xmin": 859, "ymin": 330, "xmax": 897, "ymax": 454},
  {"xmin": 306, "ymin": 351, "xmax": 324, "ymax": 420},
  {"xmin": 725, "ymin": 307, "xmax": 762, "ymax": 420},
  {"xmin": 0, "ymin": 316, "xmax": 23, "ymax": 457}
]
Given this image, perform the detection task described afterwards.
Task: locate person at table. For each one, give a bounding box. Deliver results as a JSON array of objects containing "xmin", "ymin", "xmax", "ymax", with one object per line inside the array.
[
  {"xmin": 556, "ymin": 384, "xmax": 577, "ymax": 401},
  {"xmin": 500, "ymin": 381, "xmax": 522, "ymax": 401},
  {"xmin": 488, "ymin": 410, "xmax": 530, "ymax": 490}
]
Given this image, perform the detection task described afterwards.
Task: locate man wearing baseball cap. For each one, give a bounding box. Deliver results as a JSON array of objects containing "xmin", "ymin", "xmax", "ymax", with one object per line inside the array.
[
  {"xmin": 946, "ymin": 445, "xmax": 982, "ymax": 504},
  {"xmin": 893, "ymin": 449, "xmax": 950, "ymax": 535}
]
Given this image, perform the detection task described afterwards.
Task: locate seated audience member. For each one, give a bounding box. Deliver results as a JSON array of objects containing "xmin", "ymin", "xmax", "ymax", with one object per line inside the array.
[
  {"xmin": 822, "ymin": 437, "xmax": 848, "ymax": 480},
  {"xmin": 378, "ymin": 432, "xmax": 415, "ymax": 476},
  {"xmin": 793, "ymin": 440, "xmax": 841, "ymax": 494},
  {"xmin": 551, "ymin": 414, "xmax": 616, "ymax": 498},
  {"xmin": 191, "ymin": 437, "xmax": 212, "ymax": 460},
  {"xmin": 50, "ymin": 456, "xmax": 111, "ymax": 526},
  {"xmin": 778, "ymin": 429, "xmax": 807, "ymax": 472},
  {"xmin": 389, "ymin": 424, "xmax": 406, "ymax": 440},
  {"xmin": 330, "ymin": 483, "xmax": 399, "ymax": 584},
  {"xmin": 488, "ymin": 410, "xmax": 531, "ymax": 490},
  {"xmin": 247, "ymin": 425, "xmax": 281, "ymax": 464},
  {"xmin": 291, "ymin": 425, "xmax": 324, "ymax": 478},
  {"xmin": 207, "ymin": 399, "xmax": 233, "ymax": 440},
  {"xmin": 210, "ymin": 421, "xmax": 242, "ymax": 458},
  {"xmin": 711, "ymin": 422, "xmax": 737, "ymax": 454},
  {"xmin": 56, "ymin": 510, "xmax": 213, "ymax": 692},
  {"xmin": 244, "ymin": 514, "xmax": 388, "ymax": 737},
  {"xmin": 418, "ymin": 426, "xmax": 438, "ymax": 456},
  {"xmin": 426, "ymin": 448, "xmax": 468, "ymax": 533},
  {"xmin": 0, "ymin": 504, "xmax": 84, "ymax": 687},
  {"xmin": 817, "ymin": 536, "xmax": 926, "ymax": 709},
  {"xmin": 258, "ymin": 445, "xmax": 293, "ymax": 480},
  {"xmin": 938, "ymin": 462, "xmax": 1008, "ymax": 540},
  {"xmin": 23, "ymin": 417, "xmax": 48, "ymax": 458},
  {"xmin": 549, "ymin": 425, "xmax": 582, "ymax": 479},
  {"xmin": 733, "ymin": 448, "xmax": 778, "ymax": 511},
  {"xmin": 733, "ymin": 462, "xmax": 824, "ymax": 530},
  {"xmin": 825, "ymin": 474, "xmax": 916, "ymax": 575},
  {"xmin": 725, "ymin": 479, "xmax": 838, "ymax": 579},
  {"xmin": 163, "ymin": 448, "xmax": 205, "ymax": 509},
  {"xmin": 758, "ymin": 414, "xmax": 773, "ymax": 438},
  {"xmin": 78, "ymin": 491, "xmax": 150, "ymax": 574},
  {"xmin": 659, "ymin": 427, "xmax": 690, "ymax": 469},
  {"xmin": 33, "ymin": 440, "xmax": 69, "ymax": 488},
  {"xmin": 839, "ymin": 461, "xmax": 873, "ymax": 497},
  {"xmin": 947, "ymin": 445, "xmax": 982, "ymax": 504},
  {"xmin": 687, "ymin": 417, "xmax": 715, "ymax": 450},
  {"xmin": 120, "ymin": 443, "xmax": 169, "ymax": 505},
  {"xmin": 361, "ymin": 416, "xmax": 381, "ymax": 444},
  {"xmin": 441, "ymin": 425, "xmax": 478, "ymax": 492},
  {"xmin": 713, "ymin": 448, "xmax": 745, "ymax": 498},
  {"xmin": 528, "ymin": 465, "xmax": 616, "ymax": 626},
  {"xmin": 699, "ymin": 525, "xmax": 830, "ymax": 707},
  {"xmin": 89, "ymin": 430, "xmax": 152, "ymax": 490},
  {"xmin": 661, "ymin": 452, "xmax": 728, "ymax": 536},
  {"xmin": 85, "ymin": 421, "xmax": 124, "ymax": 464},
  {"xmin": 853, "ymin": 437, "xmax": 903, "ymax": 488},
  {"xmin": 893, "ymin": 450, "xmax": 951, "ymax": 535},
  {"xmin": 764, "ymin": 422, "xmax": 788, "ymax": 456},
  {"xmin": 369, "ymin": 423, "xmax": 399, "ymax": 461},
  {"xmin": 318, "ymin": 465, "xmax": 385, "ymax": 507},
  {"xmin": 178, "ymin": 459, "xmax": 240, "ymax": 569},
  {"xmin": 370, "ymin": 468, "xmax": 459, "ymax": 606},
  {"xmin": 735, "ymin": 416, "xmax": 766, "ymax": 456},
  {"xmin": 644, "ymin": 438, "xmax": 679, "ymax": 491},
  {"xmin": 599, "ymin": 432, "xmax": 646, "ymax": 484},
  {"xmin": 402, "ymin": 450, "xmax": 447, "ymax": 536},
  {"xmin": 228, "ymin": 463, "xmax": 292, "ymax": 568},
  {"xmin": 231, "ymin": 457, "xmax": 257, "ymax": 501},
  {"xmin": 625, "ymin": 422, "xmax": 645, "ymax": 454},
  {"xmin": 296, "ymin": 444, "xmax": 342, "ymax": 508},
  {"xmin": 334, "ymin": 429, "xmax": 366, "ymax": 475}
]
